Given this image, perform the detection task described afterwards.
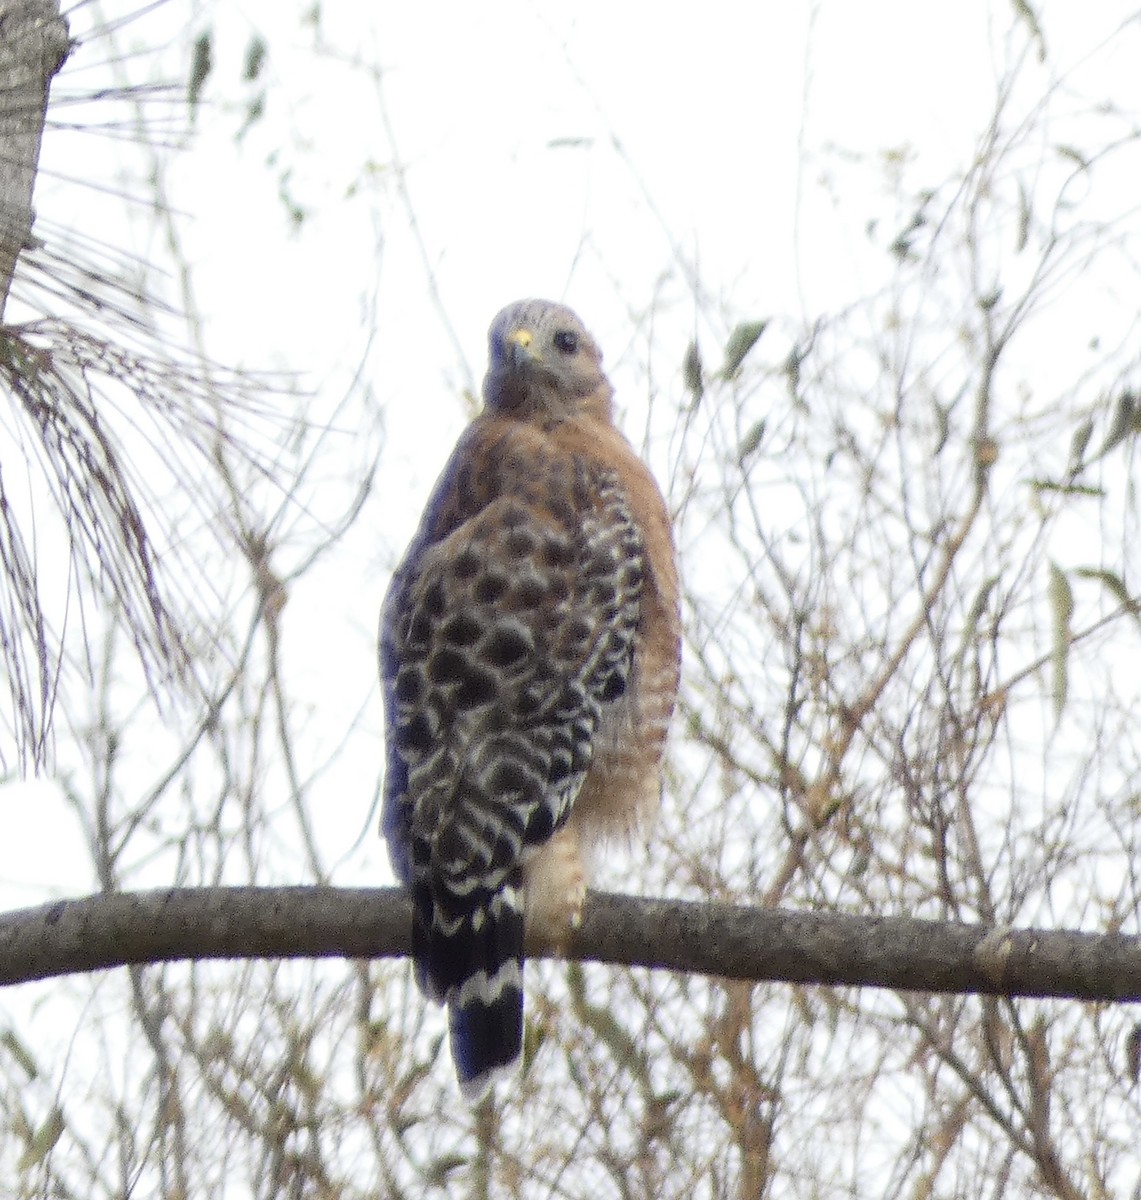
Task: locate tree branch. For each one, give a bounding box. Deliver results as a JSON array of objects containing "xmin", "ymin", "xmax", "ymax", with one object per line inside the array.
[{"xmin": 0, "ymin": 887, "xmax": 1137, "ymax": 1003}]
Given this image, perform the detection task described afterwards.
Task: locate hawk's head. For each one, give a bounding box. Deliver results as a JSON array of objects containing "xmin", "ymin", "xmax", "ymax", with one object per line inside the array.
[{"xmin": 483, "ymin": 299, "xmax": 610, "ymax": 418}]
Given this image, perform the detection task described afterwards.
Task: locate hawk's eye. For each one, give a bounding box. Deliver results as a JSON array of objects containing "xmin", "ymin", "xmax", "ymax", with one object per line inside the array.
[{"xmin": 553, "ymin": 329, "xmax": 579, "ymax": 354}]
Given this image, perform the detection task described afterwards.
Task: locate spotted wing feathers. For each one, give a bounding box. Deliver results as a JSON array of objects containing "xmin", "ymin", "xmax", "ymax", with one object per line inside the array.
[{"xmin": 381, "ymin": 425, "xmax": 645, "ymax": 1097}]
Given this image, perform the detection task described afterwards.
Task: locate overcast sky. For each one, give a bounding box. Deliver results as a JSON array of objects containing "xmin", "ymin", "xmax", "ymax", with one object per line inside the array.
[{"xmin": 4, "ymin": 0, "xmax": 1140, "ymax": 906}]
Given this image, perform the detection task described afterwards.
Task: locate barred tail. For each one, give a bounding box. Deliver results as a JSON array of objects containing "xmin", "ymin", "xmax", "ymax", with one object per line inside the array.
[
  {"xmin": 450, "ymin": 968, "xmax": 524, "ymax": 1101},
  {"xmin": 414, "ymin": 879, "xmax": 526, "ymax": 1101}
]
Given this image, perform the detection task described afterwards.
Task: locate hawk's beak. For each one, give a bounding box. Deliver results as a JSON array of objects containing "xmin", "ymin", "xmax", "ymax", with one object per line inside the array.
[{"xmin": 506, "ymin": 328, "xmax": 542, "ymax": 369}]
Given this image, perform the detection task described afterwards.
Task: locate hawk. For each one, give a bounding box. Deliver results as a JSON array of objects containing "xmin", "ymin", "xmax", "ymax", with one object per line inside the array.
[{"xmin": 380, "ymin": 299, "xmax": 680, "ymax": 1098}]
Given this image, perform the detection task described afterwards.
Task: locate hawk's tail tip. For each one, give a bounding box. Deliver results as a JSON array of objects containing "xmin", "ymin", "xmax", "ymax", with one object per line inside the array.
[{"xmin": 450, "ymin": 971, "xmax": 525, "ymax": 1102}]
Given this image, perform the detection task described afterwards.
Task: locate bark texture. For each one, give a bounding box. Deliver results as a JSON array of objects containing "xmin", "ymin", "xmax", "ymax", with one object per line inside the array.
[
  {"xmin": 0, "ymin": 886, "xmax": 1136, "ymax": 1003},
  {"xmin": 0, "ymin": 0, "xmax": 69, "ymax": 316}
]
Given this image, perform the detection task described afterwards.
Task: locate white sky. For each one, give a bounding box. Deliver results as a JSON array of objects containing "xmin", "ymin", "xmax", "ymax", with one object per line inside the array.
[
  {"xmin": 4, "ymin": 0, "xmax": 1141, "ymax": 901},
  {"xmin": 0, "ymin": 7, "xmax": 1139, "ymax": 1176}
]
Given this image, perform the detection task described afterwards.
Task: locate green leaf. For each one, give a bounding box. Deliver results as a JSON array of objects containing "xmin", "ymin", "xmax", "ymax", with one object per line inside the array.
[
  {"xmin": 243, "ymin": 35, "xmax": 267, "ymax": 82},
  {"xmin": 1015, "ymin": 178, "xmax": 1031, "ymax": 252},
  {"xmin": 737, "ymin": 419, "xmax": 766, "ymax": 463},
  {"xmin": 1067, "ymin": 416, "xmax": 1093, "ymax": 474},
  {"xmin": 187, "ymin": 30, "xmax": 213, "ymax": 113},
  {"xmin": 682, "ymin": 339, "xmax": 703, "ymax": 405},
  {"xmin": 1095, "ymin": 391, "xmax": 1137, "ymax": 461},
  {"xmin": 961, "ymin": 576, "xmax": 999, "ymax": 652},
  {"xmin": 242, "ymin": 90, "xmax": 266, "ymax": 135},
  {"xmin": 1012, "ymin": 0, "xmax": 1046, "ymax": 61},
  {"xmin": 0, "ymin": 1030, "xmax": 39, "ymax": 1080},
  {"xmin": 784, "ymin": 344, "xmax": 803, "ymax": 397},
  {"xmin": 1047, "ymin": 562, "xmax": 1073, "ymax": 723},
  {"xmin": 1056, "ymin": 144, "xmax": 1090, "ymax": 171},
  {"xmin": 521, "ymin": 1013, "xmax": 548, "ymax": 1079},
  {"xmin": 1029, "ymin": 480, "xmax": 1105, "ymax": 498},
  {"xmin": 17, "ymin": 1108, "xmax": 64, "ymax": 1171},
  {"xmin": 1073, "ymin": 567, "xmax": 1141, "ymax": 627},
  {"xmin": 720, "ymin": 320, "xmax": 768, "ymax": 378},
  {"xmin": 932, "ymin": 400, "xmax": 950, "ymax": 455}
]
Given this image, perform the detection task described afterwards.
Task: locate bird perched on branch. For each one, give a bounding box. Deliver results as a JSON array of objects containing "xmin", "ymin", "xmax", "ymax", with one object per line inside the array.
[{"xmin": 380, "ymin": 299, "xmax": 680, "ymax": 1099}]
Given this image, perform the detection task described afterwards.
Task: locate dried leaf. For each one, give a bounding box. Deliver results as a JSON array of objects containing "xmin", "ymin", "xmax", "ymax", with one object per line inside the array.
[{"xmin": 1047, "ymin": 561, "xmax": 1073, "ymax": 723}]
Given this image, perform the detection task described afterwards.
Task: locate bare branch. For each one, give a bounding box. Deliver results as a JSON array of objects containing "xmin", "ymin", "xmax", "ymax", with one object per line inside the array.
[{"xmin": 0, "ymin": 887, "xmax": 1137, "ymax": 1005}]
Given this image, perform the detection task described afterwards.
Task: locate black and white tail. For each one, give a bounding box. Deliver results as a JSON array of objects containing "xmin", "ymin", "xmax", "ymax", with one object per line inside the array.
[{"xmin": 414, "ymin": 876, "xmax": 526, "ymax": 1101}]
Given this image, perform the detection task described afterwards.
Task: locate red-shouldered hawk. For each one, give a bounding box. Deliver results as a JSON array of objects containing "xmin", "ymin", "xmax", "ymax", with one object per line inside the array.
[{"xmin": 380, "ymin": 299, "xmax": 680, "ymax": 1099}]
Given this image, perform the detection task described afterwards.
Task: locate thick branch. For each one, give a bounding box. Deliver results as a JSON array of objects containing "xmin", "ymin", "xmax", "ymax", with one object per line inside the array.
[
  {"xmin": 0, "ymin": 887, "xmax": 1137, "ymax": 1003},
  {"xmin": 0, "ymin": 0, "xmax": 70, "ymax": 316}
]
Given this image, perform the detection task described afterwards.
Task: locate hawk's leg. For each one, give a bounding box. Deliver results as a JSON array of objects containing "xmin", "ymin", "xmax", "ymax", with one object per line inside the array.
[{"xmin": 523, "ymin": 821, "xmax": 587, "ymax": 951}]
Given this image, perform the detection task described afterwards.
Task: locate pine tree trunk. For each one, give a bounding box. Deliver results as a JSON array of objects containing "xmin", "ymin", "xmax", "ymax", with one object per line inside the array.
[{"xmin": 0, "ymin": 0, "xmax": 69, "ymax": 317}]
